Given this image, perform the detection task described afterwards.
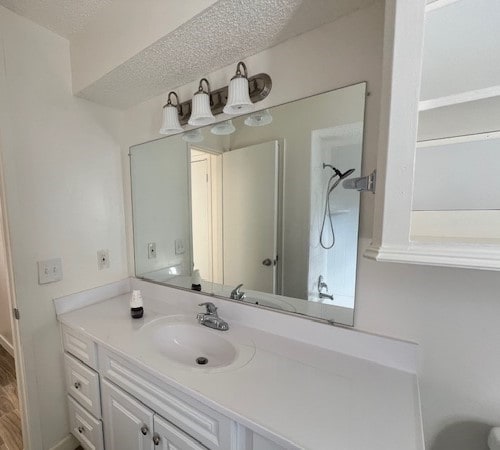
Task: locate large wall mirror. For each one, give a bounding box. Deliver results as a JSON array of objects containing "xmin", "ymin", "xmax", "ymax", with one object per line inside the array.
[{"xmin": 130, "ymin": 82, "xmax": 367, "ymax": 326}]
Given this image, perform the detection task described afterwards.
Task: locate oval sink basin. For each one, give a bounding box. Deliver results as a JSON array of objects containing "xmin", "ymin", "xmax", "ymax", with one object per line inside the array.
[{"xmin": 140, "ymin": 316, "xmax": 255, "ymax": 371}]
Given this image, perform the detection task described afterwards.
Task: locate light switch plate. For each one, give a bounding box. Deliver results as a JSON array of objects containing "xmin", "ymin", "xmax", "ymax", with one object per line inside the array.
[
  {"xmin": 175, "ymin": 239, "xmax": 185, "ymax": 255},
  {"xmin": 38, "ymin": 258, "xmax": 63, "ymax": 284}
]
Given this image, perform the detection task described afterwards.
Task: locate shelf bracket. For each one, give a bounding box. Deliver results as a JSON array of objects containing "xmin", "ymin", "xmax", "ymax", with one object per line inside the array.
[{"xmin": 342, "ymin": 170, "xmax": 376, "ymax": 193}]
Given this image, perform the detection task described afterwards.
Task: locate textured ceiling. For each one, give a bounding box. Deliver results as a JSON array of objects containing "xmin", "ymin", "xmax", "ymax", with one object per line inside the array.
[
  {"xmin": 0, "ymin": 0, "xmax": 375, "ymax": 109},
  {"xmin": 0, "ymin": 0, "xmax": 111, "ymax": 37},
  {"xmin": 77, "ymin": 0, "xmax": 375, "ymax": 109}
]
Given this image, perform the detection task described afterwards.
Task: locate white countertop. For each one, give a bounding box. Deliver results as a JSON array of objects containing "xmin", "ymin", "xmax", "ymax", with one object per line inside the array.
[{"xmin": 57, "ymin": 286, "xmax": 423, "ymax": 450}]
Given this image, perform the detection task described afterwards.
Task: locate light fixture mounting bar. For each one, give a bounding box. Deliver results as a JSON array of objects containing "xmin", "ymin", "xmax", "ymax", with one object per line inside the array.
[{"xmin": 175, "ymin": 73, "xmax": 272, "ymax": 126}]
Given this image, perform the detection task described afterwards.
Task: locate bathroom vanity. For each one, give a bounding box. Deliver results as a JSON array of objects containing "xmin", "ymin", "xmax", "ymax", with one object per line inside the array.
[{"xmin": 56, "ymin": 279, "xmax": 424, "ymax": 450}]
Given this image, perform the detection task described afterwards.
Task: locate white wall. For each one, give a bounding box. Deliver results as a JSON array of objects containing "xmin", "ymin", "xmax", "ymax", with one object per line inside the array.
[
  {"xmin": 0, "ymin": 6, "xmax": 128, "ymax": 449},
  {"xmin": 121, "ymin": 2, "xmax": 500, "ymax": 449}
]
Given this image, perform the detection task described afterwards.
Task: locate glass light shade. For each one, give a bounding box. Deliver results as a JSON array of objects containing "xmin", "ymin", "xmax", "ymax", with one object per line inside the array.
[
  {"xmin": 159, "ymin": 104, "xmax": 183, "ymax": 135},
  {"xmin": 223, "ymin": 77, "xmax": 255, "ymax": 115},
  {"xmin": 188, "ymin": 92, "xmax": 215, "ymax": 126},
  {"xmin": 244, "ymin": 109, "xmax": 273, "ymax": 127},
  {"xmin": 182, "ymin": 129, "xmax": 204, "ymax": 143},
  {"xmin": 210, "ymin": 120, "xmax": 236, "ymax": 135}
]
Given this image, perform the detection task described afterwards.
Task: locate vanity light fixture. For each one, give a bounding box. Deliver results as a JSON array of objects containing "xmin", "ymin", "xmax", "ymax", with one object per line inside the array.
[
  {"xmin": 188, "ymin": 78, "xmax": 216, "ymax": 126},
  {"xmin": 159, "ymin": 91, "xmax": 183, "ymax": 135},
  {"xmin": 158, "ymin": 67, "xmax": 272, "ymax": 133},
  {"xmin": 182, "ymin": 128, "xmax": 204, "ymax": 143},
  {"xmin": 210, "ymin": 120, "xmax": 236, "ymax": 136},
  {"xmin": 223, "ymin": 62, "xmax": 255, "ymax": 115},
  {"xmin": 244, "ymin": 109, "xmax": 273, "ymax": 127}
]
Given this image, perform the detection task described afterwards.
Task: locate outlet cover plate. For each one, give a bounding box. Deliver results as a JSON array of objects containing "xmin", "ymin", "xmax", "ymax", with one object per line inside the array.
[
  {"xmin": 147, "ymin": 242, "xmax": 156, "ymax": 259},
  {"xmin": 97, "ymin": 249, "xmax": 110, "ymax": 270}
]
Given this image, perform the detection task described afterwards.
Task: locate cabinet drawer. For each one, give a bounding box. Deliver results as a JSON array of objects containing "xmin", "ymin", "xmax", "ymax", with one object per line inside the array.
[
  {"xmin": 64, "ymin": 353, "xmax": 101, "ymax": 418},
  {"xmin": 99, "ymin": 348, "xmax": 234, "ymax": 450},
  {"xmin": 62, "ymin": 325, "xmax": 98, "ymax": 369},
  {"xmin": 68, "ymin": 395, "xmax": 104, "ymax": 450}
]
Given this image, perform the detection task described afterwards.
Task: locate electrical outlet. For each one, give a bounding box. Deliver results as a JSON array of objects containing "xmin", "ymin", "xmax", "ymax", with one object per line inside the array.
[
  {"xmin": 175, "ymin": 239, "xmax": 185, "ymax": 255},
  {"xmin": 147, "ymin": 242, "xmax": 157, "ymax": 259},
  {"xmin": 97, "ymin": 249, "xmax": 110, "ymax": 270},
  {"xmin": 38, "ymin": 258, "xmax": 63, "ymax": 284}
]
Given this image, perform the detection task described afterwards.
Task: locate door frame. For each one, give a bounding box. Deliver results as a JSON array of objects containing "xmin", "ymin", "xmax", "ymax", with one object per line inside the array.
[
  {"xmin": 190, "ymin": 146, "xmax": 224, "ymax": 284},
  {"xmin": 0, "ymin": 136, "xmax": 31, "ymax": 449},
  {"xmin": 190, "ymin": 151, "xmax": 214, "ymax": 282}
]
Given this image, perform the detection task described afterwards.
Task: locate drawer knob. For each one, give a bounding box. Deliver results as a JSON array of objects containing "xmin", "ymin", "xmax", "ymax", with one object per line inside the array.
[
  {"xmin": 77, "ymin": 426, "xmax": 85, "ymax": 434},
  {"xmin": 140, "ymin": 425, "xmax": 149, "ymax": 436},
  {"xmin": 153, "ymin": 434, "xmax": 161, "ymax": 445},
  {"xmin": 74, "ymin": 381, "xmax": 81, "ymax": 390}
]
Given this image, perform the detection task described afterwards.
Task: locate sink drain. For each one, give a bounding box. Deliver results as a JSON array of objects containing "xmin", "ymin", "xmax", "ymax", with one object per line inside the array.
[{"xmin": 196, "ymin": 357, "xmax": 208, "ymax": 365}]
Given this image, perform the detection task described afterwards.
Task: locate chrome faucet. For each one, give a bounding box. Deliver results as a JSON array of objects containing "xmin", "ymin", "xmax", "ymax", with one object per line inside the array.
[
  {"xmin": 230, "ymin": 283, "xmax": 246, "ymax": 300},
  {"xmin": 318, "ymin": 275, "xmax": 334, "ymax": 301},
  {"xmin": 197, "ymin": 302, "xmax": 229, "ymax": 331}
]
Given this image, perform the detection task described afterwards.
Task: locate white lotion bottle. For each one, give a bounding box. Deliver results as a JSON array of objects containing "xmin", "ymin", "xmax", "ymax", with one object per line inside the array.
[{"xmin": 130, "ymin": 290, "xmax": 144, "ymax": 319}]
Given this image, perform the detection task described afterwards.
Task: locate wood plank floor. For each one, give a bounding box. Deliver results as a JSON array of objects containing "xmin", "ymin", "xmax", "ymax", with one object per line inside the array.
[{"xmin": 0, "ymin": 346, "xmax": 21, "ymax": 450}]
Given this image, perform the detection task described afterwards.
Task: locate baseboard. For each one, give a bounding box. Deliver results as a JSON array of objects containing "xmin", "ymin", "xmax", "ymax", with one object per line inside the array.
[
  {"xmin": 0, "ymin": 334, "xmax": 14, "ymax": 357},
  {"xmin": 49, "ymin": 434, "xmax": 78, "ymax": 450}
]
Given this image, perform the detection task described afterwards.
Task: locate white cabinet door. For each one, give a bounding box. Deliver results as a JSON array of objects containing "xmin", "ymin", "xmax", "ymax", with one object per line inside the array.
[
  {"xmin": 153, "ymin": 414, "xmax": 207, "ymax": 450},
  {"xmin": 101, "ymin": 379, "xmax": 155, "ymax": 450}
]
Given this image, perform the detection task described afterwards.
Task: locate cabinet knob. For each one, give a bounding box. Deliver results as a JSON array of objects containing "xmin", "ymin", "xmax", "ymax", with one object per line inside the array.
[
  {"xmin": 140, "ymin": 425, "xmax": 149, "ymax": 436},
  {"xmin": 74, "ymin": 381, "xmax": 81, "ymax": 390},
  {"xmin": 153, "ymin": 433, "xmax": 161, "ymax": 445},
  {"xmin": 77, "ymin": 426, "xmax": 84, "ymax": 434}
]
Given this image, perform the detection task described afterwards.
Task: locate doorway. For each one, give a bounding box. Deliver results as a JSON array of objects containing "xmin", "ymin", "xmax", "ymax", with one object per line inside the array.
[{"xmin": 0, "ymin": 147, "xmax": 25, "ymax": 450}]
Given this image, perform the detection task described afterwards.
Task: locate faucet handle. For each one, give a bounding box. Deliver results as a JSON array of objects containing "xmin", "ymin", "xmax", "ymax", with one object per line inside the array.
[{"xmin": 199, "ymin": 302, "xmax": 217, "ymax": 315}]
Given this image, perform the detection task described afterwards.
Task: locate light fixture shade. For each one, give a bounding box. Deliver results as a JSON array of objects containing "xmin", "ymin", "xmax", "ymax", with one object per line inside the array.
[
  {"xmin": 189, "ymin": 79, "xmax": 216, "ymax": 126},
  {"xmin": 182, "ymin": 129, "xmax": 204, "ymax": 143},
  {"xmin": 210, "ymin": 120, "xmax": 236, "ymax": 135},
  {"xmin": 159, "ymin": 104, "xmax": 183, "ymax": 135},
  {"xmin": 244, "ymin": 109, "xmax": 273, "ymax": 127},
  {"xmin": 188, "ymin": 92, "xmax": 215, "ymax": 126},
  {"xmin": 223, "ymin": 76, "xmax": 254, "ymax": 115}
]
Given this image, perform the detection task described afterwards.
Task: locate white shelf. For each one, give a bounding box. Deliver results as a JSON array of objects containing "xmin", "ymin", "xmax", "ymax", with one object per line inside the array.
[
  {"xmin": 419, "ymin": 86, "xmax": 500, "ymax": 112},
  {"xmin": 420, "ymin": 0, "xmax": 500, "ymax": 101},
  {"xmin": 418, "ymin": 96, "xmax": 500, "ymax": 141},
  {"xmin": 411, "ymin": 210, "xmax": 500, "ymax": 241},
  {"xmin": 365, "ymin": 241, "xmax": 500, "ymax": 271},
  {"xmin": 425, "ymin": 0, "xmax": 462, "ymax": 13},
  {"xmin": 370, "ymin": 0, "xmax": 500, "ymax": 271},
  {"xmin": 413, "ymin": 132, "xmax": 500, "ymax": 211}
]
